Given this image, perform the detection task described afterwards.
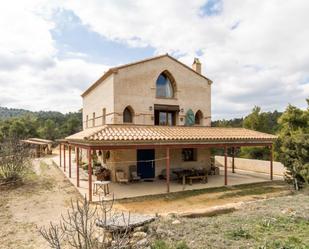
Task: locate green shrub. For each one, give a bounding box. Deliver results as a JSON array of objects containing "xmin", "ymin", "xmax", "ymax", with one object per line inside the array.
[
  {"xmin": 151, "ymin": 240, "xmax": 170, "ymax": 249},
  {"xmin": 175, "ymin": 241, "xmax": 190, "ymax": 249},
  {"xmin": 151, "ymin": 240, "xmax": 190, "ymax": 249},
  {"xmin": 227, "ymin": 227, "xmax": 252, "ymax": 240}
]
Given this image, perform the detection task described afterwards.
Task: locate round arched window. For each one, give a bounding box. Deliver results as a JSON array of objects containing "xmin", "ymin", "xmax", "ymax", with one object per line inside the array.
[{"xmin": 156, "ymin": 73, "xmax": 174, "ymax": 98}]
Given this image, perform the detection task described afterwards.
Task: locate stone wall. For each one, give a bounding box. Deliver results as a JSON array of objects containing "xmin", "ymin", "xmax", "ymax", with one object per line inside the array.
[
  {"xmin": 82, "ymin": 74, "xmax": 115, "ymax": 129},
  {"xmin": 114, "ymin": 56, "xmax": 211, "ymax": 126},
  {"xmin": 82, "ymin": 55, "xmax": 212, "ymax": 128},
  {"xmin": 215, "ymin": 156, "xmax": 285, "ymax": 176}
]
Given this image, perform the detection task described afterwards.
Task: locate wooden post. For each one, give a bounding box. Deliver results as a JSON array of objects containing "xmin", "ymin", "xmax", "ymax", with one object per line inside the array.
[
  {"xmin": 69, "ymin": 146, "xmax": 72, "ymax": 178},
  {"xmin": 166, "ymin": 147, "xmax": 170, "ymax": 193},
  {"xmin": 59, "ymin": 143, "xmax": 62, "ymax": 167},
  {"xmin": 76, "ymin": 147, "xmax": 80, "ymax": 187},
  {"xmin": 63, "ymin": 144, "xmax": 66, "ymax": 172},
  {"xmin": 88, "ymin": 148, "xmax": 92, "ymax": 202},
  {"xmin": 224, "ymin": 146, "xmax": 228, "ymax": 185},
  {"xmin": 232, "ymin": 147, "xmax": 235, "ymax": 173},
  {"xmin": 270, "ymin": 144, "xmax": 273, "ymax": 180}
]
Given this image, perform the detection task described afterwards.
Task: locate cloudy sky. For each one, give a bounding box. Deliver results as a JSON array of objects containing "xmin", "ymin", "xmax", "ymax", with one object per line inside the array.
[{"xmin": 0, "ymin": 0, "xmax": 308, "ymax": 120}]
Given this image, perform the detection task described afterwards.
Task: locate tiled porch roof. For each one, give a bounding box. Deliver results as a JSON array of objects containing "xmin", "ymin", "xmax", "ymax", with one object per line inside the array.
[{"xmin": 65, "ymin": 124, "xmax": 277, "ymax": 145}]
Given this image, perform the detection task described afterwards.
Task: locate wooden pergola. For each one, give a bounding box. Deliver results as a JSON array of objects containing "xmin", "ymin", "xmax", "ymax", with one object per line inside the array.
[{"xmin": 57, "ymin": 125, "xmax": 276, "ymax": 202}]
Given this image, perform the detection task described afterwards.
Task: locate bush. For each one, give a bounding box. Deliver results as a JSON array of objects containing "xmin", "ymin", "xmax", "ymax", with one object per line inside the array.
[
  {"xmin": 151, "ymin": 240, "xmax": 190, "ymax": 249},
  {"xmin": 175, "ymin": 241, "xmax": 190, "ymax": 249},
  {"xmin": 227, "ymin": 227, "xmax": 252, "ymax": 240},
  {"xmin": 151, "ymin": 240, "xmax": 170, "ymax": 249},
  {"xmin": 0, "ymin": 138, "xmax": 30, "ymax": 183}
]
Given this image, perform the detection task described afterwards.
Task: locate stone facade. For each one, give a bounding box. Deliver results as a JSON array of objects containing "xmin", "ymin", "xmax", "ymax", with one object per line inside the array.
[{"xmin": 81, "ymin": 55, "xmax": 213, "ymax": 181}]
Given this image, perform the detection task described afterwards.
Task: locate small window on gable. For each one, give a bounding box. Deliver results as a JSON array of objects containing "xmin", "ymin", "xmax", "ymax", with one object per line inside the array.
[
  {"xmin": 123, "ymin": 106, "xmax": 133, "ymax": 123},
  {"xmin": 195, "ymin": 110, "xmax": 203, "ymax": 125},
  {"xmin": 156, "ymin": 72, "xmax": 175, "ymax": 98}
]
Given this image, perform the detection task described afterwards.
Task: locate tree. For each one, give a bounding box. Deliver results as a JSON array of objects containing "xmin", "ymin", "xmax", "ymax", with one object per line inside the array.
[
  {"xmin": 241, "ymin": 106, "xmax": 279, "ymax": 160},
  {"xmin": 0, "ymin": 138, "xmax": 31, "ymax": 184},
  {"xmin": 38, "ymin": 119, "xmax": 59, "ymax": 140},
  {"xmin": 278, "ymin": 103, "xmax": 309, "ymax": 189}
]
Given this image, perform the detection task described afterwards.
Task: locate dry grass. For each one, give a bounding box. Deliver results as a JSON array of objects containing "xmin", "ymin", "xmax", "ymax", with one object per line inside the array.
[
  {"xmin": 150, "ymin": 192, "xmax": 309, "ymax": 249},
  {"xmin": 0, "ymin": 158, "xmax": 80, "ymax": 249}
]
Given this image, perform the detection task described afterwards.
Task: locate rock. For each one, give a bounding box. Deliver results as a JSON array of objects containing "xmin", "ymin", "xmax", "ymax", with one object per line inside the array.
[
  {"xmin": 172, "ymin": 219, "xmax": 181, "ymax": 225},
  {"xmin": 133, "ymin": 231, "xmax": 147, "ymax": 239},
  {"xmin": 136, "ymin": 238, "xmax": 148, "ymax": 247},
  {"xmin": 134, "ymin": 225, "xmax": 148, "ymax": 232},
  {"xmin": 156, "ymin": 227, "xmax": 166, "ymax": 236}
]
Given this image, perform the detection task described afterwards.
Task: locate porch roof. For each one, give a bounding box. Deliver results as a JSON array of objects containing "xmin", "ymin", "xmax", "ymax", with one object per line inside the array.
[{"xmin": 64, "ymin": 124, "xmax": 277, "ymax": 146}]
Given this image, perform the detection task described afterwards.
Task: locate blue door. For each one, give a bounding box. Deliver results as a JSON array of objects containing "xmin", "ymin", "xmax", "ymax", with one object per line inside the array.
[{"xmin": 137, "ymin": 149, "xmax": 155, "ymax": 179}]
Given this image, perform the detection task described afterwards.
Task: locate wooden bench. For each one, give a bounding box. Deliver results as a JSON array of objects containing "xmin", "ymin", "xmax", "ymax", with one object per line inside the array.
[{"xmin": 187, "ymin": 175, "xmax": 208, "ymax": 185}]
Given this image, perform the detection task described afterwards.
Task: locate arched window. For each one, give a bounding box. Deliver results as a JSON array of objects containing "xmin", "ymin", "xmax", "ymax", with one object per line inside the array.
[
  {"xmin": 195, "ymin": 110, "xmax": 203, "ymax": 125},
  {"xmin": 156, "ymin": 71, "xmax": 175, "ymax": 98},
  {"xmin": 123, "ymin": 106, "xmax": 133, "ymax": 123}
]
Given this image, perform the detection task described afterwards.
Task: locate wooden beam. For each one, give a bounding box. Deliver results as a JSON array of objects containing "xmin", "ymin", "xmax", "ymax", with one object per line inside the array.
[
  {"xmin": 224, "ymin": 146, "xmax": 228, "ymax": 185},
  {"xmin": 59, "ymin": 143, "xmax": 62, "ymax": 167},
  {"xmin": 66, "ymin": 141, "xmax": 275, "ymax": 151},
  {"xmin": 88, "ymin": 148, "xmax": 92, "ymax": 202},
  {"xmin": 63, "ymin": 144, "xmax": 66, "ymax": 172},
  {"xmin": 270, "ymin": 144, "xmax": 273, "ymax": 180},
  {"xmin": 69, "ymin": 146, "xmax": 71, "ymax": 178},
  {"xmin": 166, "ymin": 147, "xmax": 170, "ymax": 193},
  {"xmin": 232, "ymin": 147, "xmax": 235, "ymax": 173},
  {"xmin": 76, "ymin": 147, "xmax": 80, "ymax": 187}
]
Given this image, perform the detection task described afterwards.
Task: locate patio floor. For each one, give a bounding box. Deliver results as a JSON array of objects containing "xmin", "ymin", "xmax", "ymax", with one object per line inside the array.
[{"xmin": 52, "ymin": 153, "xmax": 283, "ymax": 202}]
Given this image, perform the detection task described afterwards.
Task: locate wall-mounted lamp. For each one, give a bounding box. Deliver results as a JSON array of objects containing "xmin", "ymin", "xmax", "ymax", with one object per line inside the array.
[
  {"xmin": 149, "ymin": 106, "xmax": 153, "ymax": 111},
  {"xmin": 151, "ymin": 116, "xmax": 154, "ymax": 120},
  {"xmin": 180, "ymin": 108, "xmax": 184, "ymax": 113}
]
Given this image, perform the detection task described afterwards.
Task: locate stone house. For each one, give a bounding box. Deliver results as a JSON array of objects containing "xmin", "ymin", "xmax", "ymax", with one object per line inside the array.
[
  {"xmin": 60, "ymin": 54, "xmax": 276, "ymax": 201},
  {"xmin": 80, "ymin": 54, "xmax": 212, "ymax": 180}
]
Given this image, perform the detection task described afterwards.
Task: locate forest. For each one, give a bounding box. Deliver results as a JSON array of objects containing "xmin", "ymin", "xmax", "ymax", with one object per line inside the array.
[{"xmin": 0, "ymin": 107, "xmax": 82, "ymax": 140}]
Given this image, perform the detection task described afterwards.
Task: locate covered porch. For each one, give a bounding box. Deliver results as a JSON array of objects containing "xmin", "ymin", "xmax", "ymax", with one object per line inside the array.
[{"xmin": 57, "ymin": 125, "xmax": 278, "ymax": 202}]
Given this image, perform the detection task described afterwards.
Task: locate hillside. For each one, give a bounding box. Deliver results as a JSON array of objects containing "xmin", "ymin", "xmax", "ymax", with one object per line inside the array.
[
  {"xmin": 0, "ymin": 106, "xmax": 82, "ymax": 140},
  {"xmin": 0, "ymin": 106, "xmax": 33, "ymax": 120}
]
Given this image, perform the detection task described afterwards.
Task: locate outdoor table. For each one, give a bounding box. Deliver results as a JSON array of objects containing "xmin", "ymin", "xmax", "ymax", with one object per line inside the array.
[{"xmin": 93, "ymin": 180, "xmax": 111, "ymax": 196}]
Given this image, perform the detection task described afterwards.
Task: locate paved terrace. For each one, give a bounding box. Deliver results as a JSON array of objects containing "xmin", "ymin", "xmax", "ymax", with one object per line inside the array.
[{"xmin": 51, "ymin": 154, "xmax": 283, "ymax": 202}]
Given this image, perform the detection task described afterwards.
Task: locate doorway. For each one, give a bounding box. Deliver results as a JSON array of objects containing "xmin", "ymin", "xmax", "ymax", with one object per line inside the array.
[{"xmin": 137, "ymin": 149, "xmax": 155, "ymax": 179}]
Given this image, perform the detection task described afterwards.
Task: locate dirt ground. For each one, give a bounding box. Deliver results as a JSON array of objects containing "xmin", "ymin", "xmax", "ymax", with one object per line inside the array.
[
  {"xmin": 0, "ymin": 157, "xmax": 299, "ymax": 249},
  {"xmin": 113, "ymin": 181, "xmax": 292, "ymax": 215},
  {"xmin": 0, "ymin": 157, "xmax": 81, "ymax": 249}
]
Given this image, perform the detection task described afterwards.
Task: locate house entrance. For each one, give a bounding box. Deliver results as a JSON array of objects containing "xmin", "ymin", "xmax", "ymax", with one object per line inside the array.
[{"xmin": 137, "ymin": 149, "xmax": 155, "ymax": 179}]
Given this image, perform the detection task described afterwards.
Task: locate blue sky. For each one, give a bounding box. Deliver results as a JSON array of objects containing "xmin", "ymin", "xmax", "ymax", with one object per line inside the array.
[
  {"xmin": 0, "ymin": 0, "xmax": 308, "ymax": 119},
  {"xmin": 51, "ymin": 9, "xmax": 156, "ymax": 65}
]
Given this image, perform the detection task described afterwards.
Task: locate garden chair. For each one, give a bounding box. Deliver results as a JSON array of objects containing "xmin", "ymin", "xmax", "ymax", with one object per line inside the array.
[{"xmin": 115, "ymin": 170, "xmax": 129, "ymax": 184}]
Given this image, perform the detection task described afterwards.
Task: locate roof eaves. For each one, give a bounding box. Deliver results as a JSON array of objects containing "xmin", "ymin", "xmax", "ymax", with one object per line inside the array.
[{"xmin": 81, "ymin": 69, "xmax": 117, "ymax": 97}]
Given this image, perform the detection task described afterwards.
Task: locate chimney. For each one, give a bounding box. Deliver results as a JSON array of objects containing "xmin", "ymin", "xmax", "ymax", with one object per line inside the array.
[{"xmin": 192, "ymin": 58, "xmax": 202, "ymax": 74}]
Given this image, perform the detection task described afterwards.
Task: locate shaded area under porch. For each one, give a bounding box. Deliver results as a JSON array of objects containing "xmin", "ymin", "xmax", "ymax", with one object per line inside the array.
[{"xmin": 52, "ymin": 151, "xmax": 282, "ymax": 202}]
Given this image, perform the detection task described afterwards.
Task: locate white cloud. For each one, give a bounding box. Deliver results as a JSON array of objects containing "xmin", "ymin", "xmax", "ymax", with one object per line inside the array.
[
  {"xmin": 63, "ymin": 0, "xmax": 309, "ymax": 119},
  {"xmin": 0, "ymin": 0, "xmax": 308, "ymax": 119},
  {"xmin": 0, "ymin": 0, "xmax": 108, "ymax": 112}
]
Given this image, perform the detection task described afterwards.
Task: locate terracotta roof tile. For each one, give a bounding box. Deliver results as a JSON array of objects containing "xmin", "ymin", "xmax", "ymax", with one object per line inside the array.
[{"xmin": 66, "ymin": 125, "xmax": 277, "ymax": 145}]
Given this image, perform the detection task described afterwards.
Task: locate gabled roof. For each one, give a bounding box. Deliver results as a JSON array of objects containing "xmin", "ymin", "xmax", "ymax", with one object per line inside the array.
[
  {"xmin": 65, "ymin": 124, "xmax": 277, "ymax": 146},
  {"xmin": 81, "ymin": 54, "xmax": 212, "ymax": 97}
]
